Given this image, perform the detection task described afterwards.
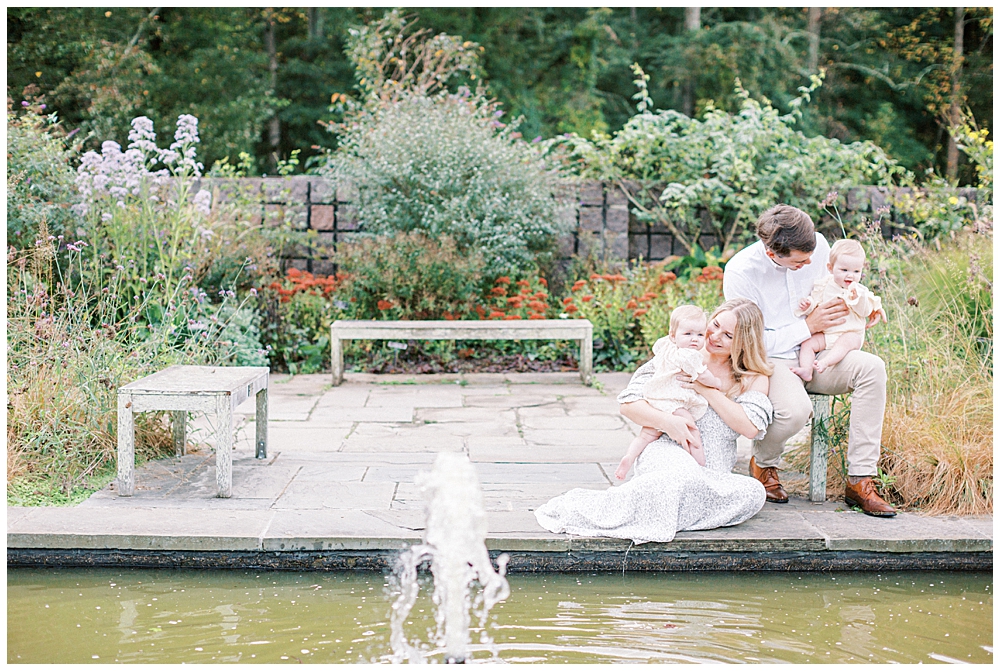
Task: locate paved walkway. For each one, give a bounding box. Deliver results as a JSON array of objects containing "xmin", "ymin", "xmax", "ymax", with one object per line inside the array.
[{"xmin": 7, "ymin": 373, "xmax": 992, "ymax": 571}]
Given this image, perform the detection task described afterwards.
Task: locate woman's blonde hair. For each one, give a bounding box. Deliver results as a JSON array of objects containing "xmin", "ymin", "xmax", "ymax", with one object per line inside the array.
[{"xmin": 709, "ymin": 298, "xmax": 773, "ymax": 397}]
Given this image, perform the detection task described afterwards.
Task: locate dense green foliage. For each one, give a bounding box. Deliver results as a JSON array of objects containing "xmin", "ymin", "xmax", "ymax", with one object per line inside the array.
[
  {"xmin": 7, "ymin": 7, "xmax": 992, "ymax": 182},
  {"xmin": 547, "ymin": 73, "xmax": 907, "ymax": 252}
]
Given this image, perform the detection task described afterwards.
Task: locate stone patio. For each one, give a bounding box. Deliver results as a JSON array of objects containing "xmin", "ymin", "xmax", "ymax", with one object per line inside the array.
[{"xmin": 7, "ymin": 372, "xmax": 992, "ymax": 571}]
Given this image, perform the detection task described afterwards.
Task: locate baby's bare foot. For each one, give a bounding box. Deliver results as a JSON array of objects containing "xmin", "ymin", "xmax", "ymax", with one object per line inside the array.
[
  {"xmin": 791, "ymin": 366, "xmax": 813, "ymax": 382},
  {"xmin": 813, "ymin": 360, "xmax": 828, "ymax": 374},
  {"xmin": 614, "ymin": 457, "xmax": 633, "ymax": 481}
]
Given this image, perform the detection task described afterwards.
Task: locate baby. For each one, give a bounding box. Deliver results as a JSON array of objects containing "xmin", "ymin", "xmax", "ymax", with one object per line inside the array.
[
  {"xmin": 791, "ymin": 238, "xmax": 886, "ymax": 382},
  {"xmin": 614, "ymin": 305, "xmax": 721, "ymax": 480}
]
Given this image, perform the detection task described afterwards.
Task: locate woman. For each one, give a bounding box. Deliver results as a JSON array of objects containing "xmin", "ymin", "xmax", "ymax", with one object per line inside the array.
[{"xmin": 534, "ymin": 298, "xmax": 774, "ymax": 543}]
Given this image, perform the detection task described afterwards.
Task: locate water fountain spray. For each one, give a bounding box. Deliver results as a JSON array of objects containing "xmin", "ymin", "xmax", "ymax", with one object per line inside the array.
[{"xmin": 389, "ymin": 452, "xmax": 510, "ymax": 664}]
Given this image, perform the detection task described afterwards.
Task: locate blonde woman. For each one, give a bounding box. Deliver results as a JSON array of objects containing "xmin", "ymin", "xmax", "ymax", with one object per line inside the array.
[{"xmin": 535, "ymin": 299, "xmax": 774, "ymax": 544}]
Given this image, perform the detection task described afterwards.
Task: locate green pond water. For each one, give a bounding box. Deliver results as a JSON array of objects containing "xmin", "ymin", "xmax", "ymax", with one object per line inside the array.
[{"xmin": 7, "ymin": 568, "xmax": 992, "ymax": 664}]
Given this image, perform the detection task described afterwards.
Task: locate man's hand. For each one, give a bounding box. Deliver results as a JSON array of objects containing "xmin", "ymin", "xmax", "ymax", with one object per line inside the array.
[
  {"xmin": 804, "ymin": 297, "xmax": 849, "ymax": 334},
  {"xmin": 866, "ymin": 308, "xmax": 887, "ymax": 328}
]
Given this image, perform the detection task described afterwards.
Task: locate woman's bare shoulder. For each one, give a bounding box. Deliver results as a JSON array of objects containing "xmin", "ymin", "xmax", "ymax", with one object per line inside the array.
[{"xmin": 745, "ymin": 373, "xmax": 769, "ymax": 395}]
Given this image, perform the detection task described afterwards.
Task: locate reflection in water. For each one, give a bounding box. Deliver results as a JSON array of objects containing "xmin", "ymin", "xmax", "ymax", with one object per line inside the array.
[{"xmin": 7, "ymin": 569, "xmax": 993, "ymax": 664}]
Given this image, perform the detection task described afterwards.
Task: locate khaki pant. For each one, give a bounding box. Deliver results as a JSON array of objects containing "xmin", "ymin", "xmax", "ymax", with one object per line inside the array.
[{"xmin": 754, "ymin": 351, "xmax": 886, "ymax": 477}]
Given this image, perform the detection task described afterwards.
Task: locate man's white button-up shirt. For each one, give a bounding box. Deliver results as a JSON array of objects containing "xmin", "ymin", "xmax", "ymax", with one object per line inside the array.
[{"xmin": 722, "ymin": 233, "xmax": 831, "ymax": 359}]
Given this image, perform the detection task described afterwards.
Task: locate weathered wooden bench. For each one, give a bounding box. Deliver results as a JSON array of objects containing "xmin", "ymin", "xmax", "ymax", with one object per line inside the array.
[
  {"xmin": 117, "ymin": 365, "xmax": 269, "ymax": 499},
  {"xmin": 330, "ymin": 319, "xmax": 594, "ymax": 386},
  {"xmin": 807, "ymin": 393, "xmax": 832, "ymax": 502}
]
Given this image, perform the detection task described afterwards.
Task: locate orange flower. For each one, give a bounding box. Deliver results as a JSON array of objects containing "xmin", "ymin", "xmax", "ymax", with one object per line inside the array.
[
  {"xmin": 287, "ymin": 267, "xmax": 302, "ymax": 278},
  {"xmin": 489, "ymin": 310, "xmax": 505, "ymax": 319},
  {"xmin": 538, "ymin": 278, "xmax": 548, "ymax": 287},
  {"xmin": 561, "ymin": 296, "xmax": 574, "ymax": 305},
  {"xmin": 565, "ymin": 305, "xmax": 579, "ymax": 314},
  {"xmin": 516, "ymin": 279, "xmax": 530, "ymax": 287},
  {"xmin": 503, "ymin": 314, "xmax": 523, "ymax": 320},
  {"xmin": 633, "ymin": 308, "xmax": 648, "ymax": 317},
  {"xmin": 589, "ymin": 273, "xmax": 603, "ymax": 281},
  {"xmin": 491, "ymin": 287, "xmax": 507, "ymax": 296},
  {"xmin": 533, "ymin": 291, "xmax": 547, "ymax": 300},
  {"xmin": 581, "ymin": 295, "xmax": 593, "ymax": 302},
  {"xmin": 528, "ymin": 313, "xmax": 545, "ymax": 320},
  {"xmin": 506, "ymin": 296, "xmax": 523, "ymax": 305},
  {"xmin": 495, "ymin": 276, "xmax": 511, "ymax": 285},
  {"xmin": 625, "ymin": 299, "xmax": 638, "ymax": 309},
  {"xmin": 519, "ymin": 286, "xmax": 532, "ymax": 295},
  {"xmin": 610, "ymin": 274, "xmax": 627, "ymax": 282},
  {"xmin": 443, "ymin": 312, "xmax": 456, "ymax": 320},
  {"xmin": 377, "ymin": 299, "xmax": 393, "ymax": 310},
  {"xmin": 572, "ymin": 280, "xmax": 587, "ymax": 291},
  {"xmin": 475, "ymin": 305, "xmax": 487, "ymax": 318},
  {"xmin": 528, "ymin": 300, "xmax": 547, "ymax": 311},
  {"xmin": 658, "ymin": 272, "xmax": 677, "ymax": 284}
]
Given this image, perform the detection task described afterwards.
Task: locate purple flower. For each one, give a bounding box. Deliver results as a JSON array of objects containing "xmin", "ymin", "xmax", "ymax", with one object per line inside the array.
[
  {"xmin": 39, "ymin": 104, "xmax": 46, "ymax": 110},
  {"xmin": 21, "ymin": 101, "xmax": 29, "ymax": 107},
  {"xmin": 532, "ymin": 136, "xmax": 542, "ymax": 143}
]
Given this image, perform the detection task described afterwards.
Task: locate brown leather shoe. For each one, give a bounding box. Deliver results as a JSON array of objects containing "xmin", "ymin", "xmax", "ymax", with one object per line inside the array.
[
  {"xmin": 845, "ymin": 477, "xmax": 896, "ymax": 517},
  {"xmin": 750, "ymin": 456, "xmax": 789, "ymax": 503}
]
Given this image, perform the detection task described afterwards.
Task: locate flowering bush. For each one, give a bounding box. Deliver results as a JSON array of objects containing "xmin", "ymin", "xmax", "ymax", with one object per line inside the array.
[
  {"xmin": 334, "ymin": 231, "xmax": 485, "ymax": 321},
  {"xmin": 483, "ymin": 276, "xmax": 554, "ymax": 321},
  {"xmin": 258, "ymin": 268, "xmax": 349, "ymax": 374},
  {"xmin": 323, "ymin": 12, "xmax": 566, "ymax": 276}
]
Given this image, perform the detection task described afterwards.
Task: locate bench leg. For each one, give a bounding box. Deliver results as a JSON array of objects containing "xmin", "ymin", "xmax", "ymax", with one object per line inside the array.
[
  {"xmin": 255, "ymin": 386, "xmax": 268, "ymax": 459},
  {"xmin": 331, "ymin": 333, "xmax": 344, "ymax": 386},
  {"xmin": 579, "ymin": 335, "xmax": 593, "ymax": 386},
  {"xmin": 117, "ymin": 392, "xmax": 135, "ymax": 497},
  {"xmin": 172, "ymin": 411, "xmax": 186, "ymax": 457},
  {"xmin": 809, "ymin": 395, "xmax": 831, "ymax": 502},
  {"xmin": 216, "ymin": 395, "xmax": 233, "ymax": 498}
]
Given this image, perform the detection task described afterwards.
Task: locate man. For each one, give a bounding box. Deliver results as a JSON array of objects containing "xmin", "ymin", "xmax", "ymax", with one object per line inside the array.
[{"xmin": 722, "ymin": 204, "xmax": 895, "ymax": 517}]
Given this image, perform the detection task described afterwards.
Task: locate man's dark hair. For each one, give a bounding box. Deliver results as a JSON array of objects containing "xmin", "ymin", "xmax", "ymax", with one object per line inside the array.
[{"xmin": 755, "ymin": 204, "xmax": 816, "ymax": 256}]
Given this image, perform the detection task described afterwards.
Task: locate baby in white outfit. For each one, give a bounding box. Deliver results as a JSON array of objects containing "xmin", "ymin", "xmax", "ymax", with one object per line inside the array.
[
  {"xmin": 791, "ymin": 238, "xmax": 886, "ymax": 382},
  {"xmin": 615, "ymin": 305, "xmax": 722, "ymax": 480}
]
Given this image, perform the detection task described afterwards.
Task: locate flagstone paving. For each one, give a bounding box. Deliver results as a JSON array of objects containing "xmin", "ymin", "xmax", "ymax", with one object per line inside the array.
[{"xmin": 6, "ymin": 372, "xmax": 992, "ymax": 571}]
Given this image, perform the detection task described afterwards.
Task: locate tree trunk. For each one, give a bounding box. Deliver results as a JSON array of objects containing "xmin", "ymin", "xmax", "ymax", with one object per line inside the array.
[
  {"xmin": 265, "ymin": 10, "xmax": 280, "ymax": 172},
  {"xmin": 807, "ymin": 7, "xmax": 822, "ymax": 74},
  {"xmin": 308, "ymin": 7, "xmax": 323, "ymax": 41},
  {"xmin": 946, "ymin": 7, "xmax": 965, "ymax": 181},
  {"xmin": 681, "ymin": 7, "xmax": 701, "ymax": 117}
]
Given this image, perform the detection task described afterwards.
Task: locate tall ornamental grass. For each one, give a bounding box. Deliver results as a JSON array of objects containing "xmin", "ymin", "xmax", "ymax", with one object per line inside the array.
[
  {"xmin": 7, "ymin": 113, "xmax": 277, "ymax": 505},
  {"xmin": 863, "ymin": 223, "xmax": 992, "ymax": 514}
]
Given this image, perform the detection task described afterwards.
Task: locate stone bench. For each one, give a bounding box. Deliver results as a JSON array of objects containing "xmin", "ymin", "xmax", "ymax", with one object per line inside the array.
[
  {"xmin": 330, "ymin": 319, "xmax": 594, "ymax": 385},
  {"xmin": 117, "ymin": 365, "xmax": 269, "ymax": 499},
  {"xmin": 807, "ymin": 393, "xmax": 832, "ymax": 502}
]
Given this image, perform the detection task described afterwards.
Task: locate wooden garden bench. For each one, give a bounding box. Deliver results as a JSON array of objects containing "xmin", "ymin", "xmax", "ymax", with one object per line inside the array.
[
  {"xmin": 807, "ymin": 393, "xmax": 832, "ymax": 502},
  {"xmin": 330, "ymin": 319, "xmax": 594, "ymax": 386},
  {"xmin": 117, "ymin": 365, "xmax": 269, "ymax": 499}
]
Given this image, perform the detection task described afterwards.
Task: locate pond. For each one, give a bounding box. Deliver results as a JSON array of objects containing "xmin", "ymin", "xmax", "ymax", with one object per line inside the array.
[{"xmin": 7, "ymin": 568, "xmax": 992, "ymax": 664}]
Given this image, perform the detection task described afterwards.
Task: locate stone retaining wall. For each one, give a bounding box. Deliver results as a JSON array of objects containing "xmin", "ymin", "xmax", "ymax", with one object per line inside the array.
[{"xmin": 195, "ymin": 176, "xmax": 985, "ymax": 276}]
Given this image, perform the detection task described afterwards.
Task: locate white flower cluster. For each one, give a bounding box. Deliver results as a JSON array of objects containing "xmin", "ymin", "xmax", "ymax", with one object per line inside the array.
[{"xmin": 74, "ymin": 115, "xmax": 205, "ymax": 217}]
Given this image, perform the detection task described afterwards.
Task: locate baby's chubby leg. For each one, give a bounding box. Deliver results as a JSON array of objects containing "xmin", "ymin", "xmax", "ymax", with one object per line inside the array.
[
  {"xmin": 675, "ymin": 408, "xmax": 706, "ymax": 467},
  {"xmin": 814, "ymin": 331, "xmax": 863, "ymax": 373},
  {"xmin": 791, "ymin": 333, "xmax": 826, "ymax": 382},
  {"xmin": 615, "ymin": 426, "xmax": 662, "ymax": 480}
]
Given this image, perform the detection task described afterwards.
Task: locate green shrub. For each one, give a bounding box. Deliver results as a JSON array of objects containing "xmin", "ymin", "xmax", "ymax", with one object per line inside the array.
[
  {"xmin": 546, "ymin": 68, "xmax": 907, "ymax": 254},
  {"xmin": 334, "ymin": 231, "xmax": 486, "ymax": 320},
  {"xmin": 322, "ymin": 11, "xmax": 565, "ymax": 277},
  {"xmin": 6, "ymin": 99, "xmax": 82, "ymax": 250}
]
